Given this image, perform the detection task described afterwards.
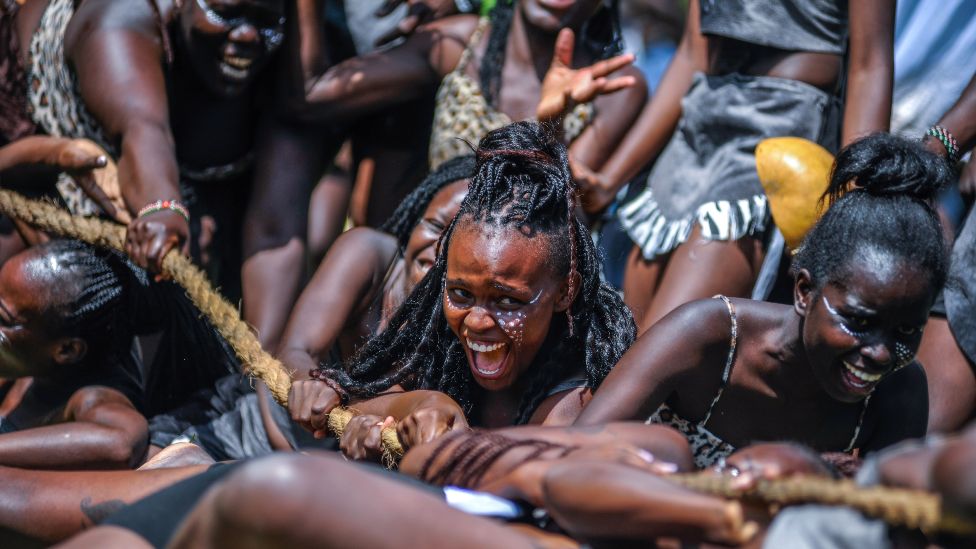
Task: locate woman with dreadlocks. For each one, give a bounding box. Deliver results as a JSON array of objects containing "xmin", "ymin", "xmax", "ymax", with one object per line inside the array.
[
  {"xmin": 147, "ymin": 157, "xmax": 473, "ymax": 458},
  {"xmin": 284, "ymin": 156, "xmax": 472, "ymax": 437},
  {"xmin": 292, "ymin": 0, "xmax": 644, "ymax": 214},
  {"xmin": 303, "ymin": 122, "xmax": 635, "ymax": 460},
  {"xmin": 578, "ymin": 133, "xmax": 951, "ymax": 469},
  {"xmin": 0, "ymin": 239, "xmax": 235, "ymax": 470}
]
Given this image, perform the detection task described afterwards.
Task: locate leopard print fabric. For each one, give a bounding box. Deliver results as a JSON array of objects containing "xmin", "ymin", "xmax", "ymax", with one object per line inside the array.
[
  {"xmin": 429, "ymin": 17, "xmax": 594, "ymax": 169},
  {"xmin": 26, "ymin": 0, "xmax": 114, "ymax": 216},
  {"xmin": 647, "ymin": 402, "xmax": 736, "ymax": 470}
]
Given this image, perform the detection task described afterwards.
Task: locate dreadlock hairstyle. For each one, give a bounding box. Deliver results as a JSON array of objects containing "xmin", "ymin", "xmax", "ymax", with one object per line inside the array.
[
  {"xmin": 24, "ymin": 240, "xmax": 238, "ymax": 415},
  {"xmin": 792, "ymin": 133, "xmax": 953, "ymax": 293},
  {"xmin": 379, "ymin": 155, "xmax": 476, "ymax": 249},
  {"xmin": 479, "ymin": 0, "xmax": 623, "ymax": 107},
  {"xmin": 329, "ymin": 121, "xmax": 636, "ymax": 424}
]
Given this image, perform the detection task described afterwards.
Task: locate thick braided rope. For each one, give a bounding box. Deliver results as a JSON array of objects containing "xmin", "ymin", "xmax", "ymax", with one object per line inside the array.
[
  {"xmin": 0, "ymin": 189, "xmax": 408, "ymax": 454},
  {"xmin": 668, "ymin": 474, "xmax": 974, "ymax": 535},
  {"xmin": 2, "ymin": 190, "xmax": 973, "ymax": 534}
]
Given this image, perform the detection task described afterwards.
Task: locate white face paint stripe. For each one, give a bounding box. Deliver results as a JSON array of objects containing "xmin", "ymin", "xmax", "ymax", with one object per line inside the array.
[{"xmin": 822, "ymin": 296, "xmax": 868, "ymax": 339}]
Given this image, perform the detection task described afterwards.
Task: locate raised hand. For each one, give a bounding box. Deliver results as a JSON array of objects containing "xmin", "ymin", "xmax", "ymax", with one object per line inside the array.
[{"xmin": 537, "ymin": 28, "xmax": 637, "ymax": 122}]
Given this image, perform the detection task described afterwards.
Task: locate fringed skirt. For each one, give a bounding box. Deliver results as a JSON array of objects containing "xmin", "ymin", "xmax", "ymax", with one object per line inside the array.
[{"xmin": 619, "ymin": 72, "xmax": 840, "ymax": 260}]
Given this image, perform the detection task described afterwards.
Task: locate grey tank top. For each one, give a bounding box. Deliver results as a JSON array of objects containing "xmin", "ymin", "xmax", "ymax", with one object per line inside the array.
[{"xmin": 699, "ymin": 0, "xmax": 848, "ymax": 55}]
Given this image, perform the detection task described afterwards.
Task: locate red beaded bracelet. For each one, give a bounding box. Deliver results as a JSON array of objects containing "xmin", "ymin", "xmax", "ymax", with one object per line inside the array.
[{"xmin": 137, "ymin": 199, "xmax": 190, "ymax": 223}]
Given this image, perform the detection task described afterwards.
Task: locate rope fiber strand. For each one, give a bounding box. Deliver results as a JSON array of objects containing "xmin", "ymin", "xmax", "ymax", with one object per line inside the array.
[{"xmin": 0, "ymin": 189, "xmax": 970, "ymax": 536}]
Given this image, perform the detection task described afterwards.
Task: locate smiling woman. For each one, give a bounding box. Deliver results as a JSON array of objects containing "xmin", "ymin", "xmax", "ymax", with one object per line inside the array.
[
  {"xmin": 577, "ymin": 133, "xmax": 954, "ymax": 469},
  {"xmin": 303, "ymin": 122, "xmax": 635, "ymax": 460}
]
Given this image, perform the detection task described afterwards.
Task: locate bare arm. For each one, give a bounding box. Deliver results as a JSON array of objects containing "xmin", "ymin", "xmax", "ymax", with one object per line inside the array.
[
  {"xmin": 927, "ymin": 72, "xmax": 976, "ymax": 156},
  {"xmin": 0, "ymin": 386, "xmax": 147, "ymax": 470},
  {"xmin": 338, "ymin": 389, "xmax": 468, "ymax": 460},
  {"xmin": 542, "ymin": 460, "xmax": 756, "ymax": 546},
  {"xmin": 277, "ymin": 228, "xmax": 398, "ymax": 377},
  {"xmin": 66, "ymin": 1, "xmax": 188, "ymax": 272},
  {"xmin": 578, "ymin": 0, "xmax": 707, "ymax": 197},
  {"xmin": 291, "ymin": 2, "xmax": 473, "ymax": 123},
  {"xmin": 575, "ymin": 299, "xmax": 729, "ymax": 425},
  {"xmin": 840, "ymin": 0, "xmax": 895, "ymax": 145}
]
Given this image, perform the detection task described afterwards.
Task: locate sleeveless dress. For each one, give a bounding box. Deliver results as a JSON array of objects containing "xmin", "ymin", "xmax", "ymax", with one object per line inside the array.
[
  {"xmin": 428, "ymin": 17, "xmax": 594, "ymax": 169},
  {"xmin": 619, "ymin": 0, "xmax": 846, "ymax": 260},
  {"xmin": 647, "ymin": 295, "xmax": 869, "ymax": 469}
]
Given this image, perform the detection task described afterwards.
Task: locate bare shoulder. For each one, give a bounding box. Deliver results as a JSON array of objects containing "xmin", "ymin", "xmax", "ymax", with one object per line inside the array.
[
  {"xmin": 326, "ymin": 227, "xmax": 399, "ymax": 273},
  {"xmin": 66, "ymin": 0, "xmax": 159, "ymax": 47},
  {"xmin": 655, "ymin": 297, "xmax": 742, "ymax": 347}
]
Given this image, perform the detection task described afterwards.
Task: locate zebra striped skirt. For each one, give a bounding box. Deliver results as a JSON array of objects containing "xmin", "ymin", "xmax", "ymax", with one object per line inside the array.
[{"xmin": 619, "ymin": 72, "xmax": 840, "ymax": 260}]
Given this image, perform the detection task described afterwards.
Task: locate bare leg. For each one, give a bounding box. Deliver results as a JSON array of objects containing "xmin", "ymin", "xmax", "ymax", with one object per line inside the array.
[
  {"xmin": 622, "ymin": 245, "xmax": 667, "ymax": 334},
  {"xmin": 0, "ymin": 464, "xmax": 209, "ymax": 542},
  {"xmin": 918, "ymin": 317, "xmax": 976, "ymax": 433},
  {"xmin": 170, "ymin": 453, "xmax": 539, "ymax": 549},
  {"xmin": 643, "ymin": 225, "xmax": 764, "ymax": 329}
]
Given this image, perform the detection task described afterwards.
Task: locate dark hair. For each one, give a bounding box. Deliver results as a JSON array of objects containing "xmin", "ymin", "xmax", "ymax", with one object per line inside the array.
[
  {"xmin": 479, "ymin": 0, "xmax": 623, "ymax": 107},
  {"xmin": 27, "ymin": 240, "xmax": 237, "ymax": 414},
  {"xmin": 328, "ymin": 121, "xmax": 636, "ymax": 424},
  {"xmin": 792, "ymin": 133, "xmax": 953, "ymax": 293},
  {"xmin": 379, "ymin": 155, "xmax": 475, "ymax": 249}
]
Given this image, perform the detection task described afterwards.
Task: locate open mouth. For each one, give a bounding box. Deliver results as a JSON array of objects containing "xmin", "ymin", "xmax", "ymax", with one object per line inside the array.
[
  {"xmin": 219, "ymin": 57, "xmax": 253, "ymax": 81},
  {"xmin": 466, "ymin": 338, "xmax": 510, "ymax": 379},
  {"xmin": 839, "ymin": 360, "xmax": 882, "ymax": 395}
]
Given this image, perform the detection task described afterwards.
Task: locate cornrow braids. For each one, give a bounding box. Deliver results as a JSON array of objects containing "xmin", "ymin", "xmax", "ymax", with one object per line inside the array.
[
  {"xmin": 379, "ymin": 155, "xmax": 476, "ymax": 249},
  {"xmin": 419, "ymin": 429, "xmax": 577, "ymax": 488},
  {"xmin": 26, "ymin": 240, "xmax": 238, "ymax": 415},
  {"xmin": 793, "ymin": 133, "xmax": 953, "ymax": 293},
  {"xmin": 328, "ymin": 121, "xmax": 636, "ymax": 425},
  {"xmin": 479, "ymin": 1, "xmax": 623, "ymax": 107},
  {"xmin": 31, "ymin": 240, "xmax": 129, "ymax": 359}
]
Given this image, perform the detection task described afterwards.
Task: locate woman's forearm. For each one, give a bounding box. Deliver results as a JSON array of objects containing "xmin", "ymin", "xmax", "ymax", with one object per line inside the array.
[
  {"xmin": 0, "ymin": 422, "xmax": 147, "ymax": 470},
  {"xmin": 841, "ymin": 63, "xmax": 893, "ymax": 145},
  {"xmin": 841, "ymin": 0, "xmax": 895, "ymax": 145},
  {"xmin": 542, "ymin": 461, "xmax": 751, "ymax": 544},
  {"xmin": 116, "ymin": 120, "xmax": 182, "ymax": 214},
  {"xmin": 937, "ymin": 73, "xmax": 976, "ymax": 152},
  {"xmin": 591, "ymin": 0, "xmax": 706, "ymax": 192}
]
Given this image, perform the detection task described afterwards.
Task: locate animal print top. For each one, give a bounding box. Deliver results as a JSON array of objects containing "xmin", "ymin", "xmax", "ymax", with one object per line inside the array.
[
  {"xmin": 27, "ymin": 0, "xmax": 114, "ymax": 216},
  {"xmin": 428, "ymin": 17, "xmax": 594, "ymax": 169}
]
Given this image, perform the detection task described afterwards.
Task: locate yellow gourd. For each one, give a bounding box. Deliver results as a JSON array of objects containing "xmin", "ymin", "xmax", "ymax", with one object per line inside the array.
[{"xmin": 755, "ymin": 137, "xmax": 834, "ymax": 250}]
